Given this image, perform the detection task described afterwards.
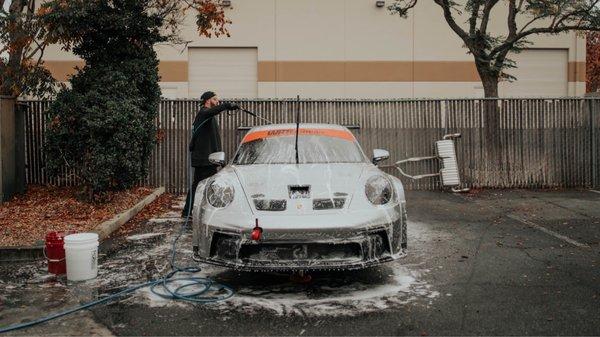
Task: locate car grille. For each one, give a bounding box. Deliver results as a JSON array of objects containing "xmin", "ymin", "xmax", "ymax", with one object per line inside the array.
[
  {"xmin": 210, "ymin": 232, "xmax": 241, "ymax": 260},
  {"xmin": 253, "ymin": 199, "xmax": 287, "ymax": 211},
  {"xmin": 239, "ymin": 242, "xmax": 362, "ymax": 262},
  {"xmin": 312, "ymin": 198, "xmax": 346, "ymax": 210}
]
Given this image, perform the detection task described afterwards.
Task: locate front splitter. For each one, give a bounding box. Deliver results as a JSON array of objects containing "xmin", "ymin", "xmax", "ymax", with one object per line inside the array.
[{"xmin": 193, "ymin": 253, "xmax": 406, "ymax": 272}]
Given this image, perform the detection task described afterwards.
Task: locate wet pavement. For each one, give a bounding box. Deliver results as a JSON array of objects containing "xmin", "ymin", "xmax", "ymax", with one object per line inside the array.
[{"xmin": 1, "ymin": 190, "xmax": 599, "ymax": 336}]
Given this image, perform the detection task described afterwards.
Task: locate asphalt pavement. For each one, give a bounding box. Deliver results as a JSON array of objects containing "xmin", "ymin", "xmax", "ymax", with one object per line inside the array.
[{"xmin": 1, "ymin": 189, "xmax": 599, "ymax": 336}]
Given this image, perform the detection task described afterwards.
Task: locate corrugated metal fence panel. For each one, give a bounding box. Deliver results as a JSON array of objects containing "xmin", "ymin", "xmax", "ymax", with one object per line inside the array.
[{"xmin": 20, "ymin": 98, "xmax": 600, "ymax": 193}]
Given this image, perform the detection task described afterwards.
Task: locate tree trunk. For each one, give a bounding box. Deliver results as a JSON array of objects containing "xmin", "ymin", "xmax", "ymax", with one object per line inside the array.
[
  {"xmin": 1, "ymin": 52, "xmax": 23, "ymax": 96},
  {"xmin": 480, "ymin": 73, "xmax": 503, "ymax": 181},
  {"xmin": 1, "ymin": 1, "xmax": 27, "ymax": 97},
  {"xmin": 482, "ymin": 74, "xmax": 499, "ymax": 98}
]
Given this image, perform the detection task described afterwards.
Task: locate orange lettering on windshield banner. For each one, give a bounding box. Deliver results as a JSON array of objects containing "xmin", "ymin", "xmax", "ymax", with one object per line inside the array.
[{"xmin": 242, "ymin": 128, "xmax": 355, "ymax": 143}]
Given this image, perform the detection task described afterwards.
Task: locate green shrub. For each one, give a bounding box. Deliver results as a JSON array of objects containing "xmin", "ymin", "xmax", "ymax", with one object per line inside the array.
[{"xmin": 43, "ymin": 0, "xmax": 162, "ymax": 198}]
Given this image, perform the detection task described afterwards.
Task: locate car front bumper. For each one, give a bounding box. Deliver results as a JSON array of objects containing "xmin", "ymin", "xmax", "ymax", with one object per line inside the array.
[{"xmin": 192, "ymin": 203, "xmax": 407, "ymax": 272}]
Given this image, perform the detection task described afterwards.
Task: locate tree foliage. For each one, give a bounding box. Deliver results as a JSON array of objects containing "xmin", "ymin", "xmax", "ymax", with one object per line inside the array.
[
  {"xmin": 0, "ymin": 0, "xmax": 55, "ymax": 97},
  {"xmin": 41, "ymin": 0, "xmax": 230, "ymax": 198},
  {"xmin": 388, "ymin": 0, "xmax": 600, "ymax": 97},
  {"xmin": 0, "ymin": 0, "xmax": 230, "ymax": 98},
  {"xmin": 43, "ymin": 0, "xmax": 163, "ymax": 197},
  {"xmin": 587, "ymin": 31, "xmax": 600, "ymax": 93}
]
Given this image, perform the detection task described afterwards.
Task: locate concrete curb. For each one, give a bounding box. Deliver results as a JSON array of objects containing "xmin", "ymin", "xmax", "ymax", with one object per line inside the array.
[
  {"xmin": 0, "ymin": 186, "xmax": 165, "ymax": 264},
  {"xmin": 0, "ymin": 245, "xmax": 44, "ymax": 264},
  {"xmin": 93, "ymin": 187, "xmax": 165, "ymax": 240}
]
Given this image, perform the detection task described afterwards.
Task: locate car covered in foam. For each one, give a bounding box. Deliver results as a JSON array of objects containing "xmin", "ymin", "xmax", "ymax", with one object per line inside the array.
[{"xmin": 192, "ymin": 123, "xmax": 407, "ymax": 271}]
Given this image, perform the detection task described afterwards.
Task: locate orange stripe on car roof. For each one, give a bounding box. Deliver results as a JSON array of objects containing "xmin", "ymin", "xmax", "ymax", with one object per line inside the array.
[{"xmin": 242, "ymin": 128, "xmax": 355, "ymax": 143}]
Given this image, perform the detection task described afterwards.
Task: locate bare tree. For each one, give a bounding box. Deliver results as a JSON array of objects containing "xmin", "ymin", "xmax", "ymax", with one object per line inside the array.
[
  {"xmin": 389, "ymin": 0, "xmax": 600, "ymax": 98},
  {"xmin": 388, "ymin": 1, "xmax": 600, "ymax": 169}
]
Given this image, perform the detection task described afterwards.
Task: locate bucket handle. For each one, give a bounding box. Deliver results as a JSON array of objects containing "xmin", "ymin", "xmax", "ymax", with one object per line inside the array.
[{"xmin": 43, "ymin": 247, "xmax": 65, "ymax": 263}]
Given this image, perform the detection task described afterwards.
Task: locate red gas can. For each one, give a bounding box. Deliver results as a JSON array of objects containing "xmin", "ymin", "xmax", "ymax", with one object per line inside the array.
[{"xmin": 45, "ymin": 232, "xmax": 66, "ymax": 275}]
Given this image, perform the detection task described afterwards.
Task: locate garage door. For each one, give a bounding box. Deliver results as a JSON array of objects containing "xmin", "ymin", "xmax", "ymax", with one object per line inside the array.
[
  {"xmin": 188, "ymin": 47, "xmax": 258, "ymax": 99},
  {"xmin": 500, "ymin": 49, "xmax": 568, "ymax": 97}
]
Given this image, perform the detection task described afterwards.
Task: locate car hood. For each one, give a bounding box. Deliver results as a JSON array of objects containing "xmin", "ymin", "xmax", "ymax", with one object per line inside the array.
[{"xmin": 232, "ymin": 163, "xmax": 369, "ymax": 213}]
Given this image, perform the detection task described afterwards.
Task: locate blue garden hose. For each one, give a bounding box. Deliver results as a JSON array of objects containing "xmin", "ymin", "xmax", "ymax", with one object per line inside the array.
[
  {"xmin": 0, "ymin": 206, "xmax": 234, "ymax": 334},
  {"xmin": 0, "ymin": 110, "xmax": 243, "ymax": 334}
]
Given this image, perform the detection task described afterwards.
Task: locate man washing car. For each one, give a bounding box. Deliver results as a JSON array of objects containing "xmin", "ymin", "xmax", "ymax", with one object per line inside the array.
[{"xmin": 182, "ymin": 91, "xmax": 239, "ymax": 217}]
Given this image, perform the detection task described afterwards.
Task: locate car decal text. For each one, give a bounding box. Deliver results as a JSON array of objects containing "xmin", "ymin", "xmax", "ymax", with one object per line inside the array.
[{"xmin": 242, "ymin": 128, "xmax": 355, "ymax": 143}]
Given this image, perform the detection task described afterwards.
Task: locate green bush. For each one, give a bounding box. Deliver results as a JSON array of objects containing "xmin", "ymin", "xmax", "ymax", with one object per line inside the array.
[
  {"xmin": 46, "ymin": 69, "xmax": 156, "ymax": 196},
  {"xmin": 44, "ymin": 0, "xmax": 162, "ymax": 198}
]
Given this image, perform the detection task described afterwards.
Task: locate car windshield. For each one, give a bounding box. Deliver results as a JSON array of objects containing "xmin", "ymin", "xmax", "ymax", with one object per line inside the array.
[{"xmin": 233, "ymin": 133, "xmax": 367, "ymax": 165}]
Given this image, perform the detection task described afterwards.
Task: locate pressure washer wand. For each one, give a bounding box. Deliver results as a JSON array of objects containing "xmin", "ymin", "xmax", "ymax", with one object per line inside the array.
[{"xmin": 241, "ymin": 108, "xmax": 273, "ymax": 124}]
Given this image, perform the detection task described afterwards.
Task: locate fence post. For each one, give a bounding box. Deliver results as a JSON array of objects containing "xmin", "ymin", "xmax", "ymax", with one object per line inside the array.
[
  {"xmin": 15, "ymin": 102, "xmax": 26, "ymax": 194},
  {"xmin": 0, "ymin": 97, "xmax": 19, "ymax": 201},
  {"xmin": 591, "ymin": 99, "xmax": 598, "ymax": 188},
  {"xmin": 441, "ymin": 100, "xmax": 448, "ymax": 135}
]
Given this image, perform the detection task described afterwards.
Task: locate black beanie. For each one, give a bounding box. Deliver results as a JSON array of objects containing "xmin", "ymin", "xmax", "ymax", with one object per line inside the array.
[{"xmin": 200, "ymin": 91, "xmax": 216, "ymax": 103}]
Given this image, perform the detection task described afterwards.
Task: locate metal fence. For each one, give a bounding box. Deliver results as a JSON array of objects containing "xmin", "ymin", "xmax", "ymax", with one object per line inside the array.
[{"xmin": 20, "ymin": 98, "xmax": 600, "ymax": 193}]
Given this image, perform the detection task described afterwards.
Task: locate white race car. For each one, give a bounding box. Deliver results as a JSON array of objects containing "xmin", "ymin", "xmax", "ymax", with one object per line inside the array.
[{"xmin": 192, "ymin": 123, "xmax": 407, "ymax": 271}]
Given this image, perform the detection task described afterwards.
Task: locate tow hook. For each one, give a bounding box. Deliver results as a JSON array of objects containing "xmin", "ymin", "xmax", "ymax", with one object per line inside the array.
[{"xmin": 251, "ymin": 218, "xmax": 263, "ymax": 241}]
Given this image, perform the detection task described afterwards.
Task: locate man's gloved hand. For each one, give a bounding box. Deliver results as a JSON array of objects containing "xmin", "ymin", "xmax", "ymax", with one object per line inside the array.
[{"xmin": 225, "ymin": 103, "xmax": 240, "ymax": 111}]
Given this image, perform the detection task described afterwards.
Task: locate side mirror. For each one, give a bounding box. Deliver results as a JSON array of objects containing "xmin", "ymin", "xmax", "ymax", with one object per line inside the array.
[
  {"xmin": 208, "ymin": 152, "xmax": 226, "ymax": 166},
  {"xmin": 372, "ymin": 149, "xmax": 390, "ymax": 165}
]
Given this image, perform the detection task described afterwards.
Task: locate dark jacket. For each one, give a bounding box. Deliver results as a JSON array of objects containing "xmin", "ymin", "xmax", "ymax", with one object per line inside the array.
[{"xmin": 189, "ymin": 103, "xmax": 235, "ymax": 167}]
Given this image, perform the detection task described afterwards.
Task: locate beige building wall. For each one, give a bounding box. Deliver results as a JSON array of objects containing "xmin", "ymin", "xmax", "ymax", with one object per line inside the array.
[{"xmin": 41, "ymin": 0, "xmax": 587, "ymax": 99}]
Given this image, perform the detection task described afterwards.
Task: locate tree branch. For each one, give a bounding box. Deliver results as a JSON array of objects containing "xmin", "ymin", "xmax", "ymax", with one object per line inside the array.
[
  {"xmin": 27, "ymin": 0, "xmax": 34, "ymax": 14},
  {"xmin": 432, "ymin": 0, "xmax": 469, "ymax": 42},
  {"xmin": 469, "ymin": 0, "xmax": 482, "ymax": 36},
  {"xmin": 518, "ymin": 14, "xmax": 545, "ymax": 35},
  {"xmin": 490, "ymin": 0, "xmax": 600, "ymax": 58},
  {"xmin": 24, "ymin": 37, "xmax": 44, "ymax": 60},
  {"xmin": 554, "ymin": 0, "xmax": 599, "ymax": 29},
  {"xmin": 9, "ymin": 0, "xmax": 28, "ymax": 13},
  {"xmin": 388, "ymin": 0, "xmax": 418, "ymax": 18},
  {"xmin": 479, "ymin": 0, "xmax": 500, "ymax": 35},
  {"xmin": 506, "ymin": 0, "xmax": 517, "ymax": 39}
]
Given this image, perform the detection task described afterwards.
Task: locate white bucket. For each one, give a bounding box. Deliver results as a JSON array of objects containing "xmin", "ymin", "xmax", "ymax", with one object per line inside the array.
[{"xmin": 64, "ymin": 233, "xmax": 99, "ymax": 281}]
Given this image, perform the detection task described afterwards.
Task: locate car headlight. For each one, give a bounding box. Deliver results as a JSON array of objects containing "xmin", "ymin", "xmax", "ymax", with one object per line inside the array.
[
  {"xmin": 365, "ymin": 175, "xmax": 393, "ymax": 205},
  {"xmin": 206, "ymin": 179, "xmax": 235, "ymax": 208}
]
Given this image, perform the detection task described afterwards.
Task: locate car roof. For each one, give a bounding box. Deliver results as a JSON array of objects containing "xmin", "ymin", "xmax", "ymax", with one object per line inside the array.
[{"xmin": 247, "ymin": 123, "xmax": 349, "ymax": 133}]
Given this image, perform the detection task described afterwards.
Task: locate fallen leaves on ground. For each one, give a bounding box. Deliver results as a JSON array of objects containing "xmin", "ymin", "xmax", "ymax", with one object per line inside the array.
[
  {"xmin": 0, "ymin": 185, "xmax": 154, "ymax": 247},
  {"xmin": 110, "ymin": 193, "xmax": 177, "ymax": 238}
]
